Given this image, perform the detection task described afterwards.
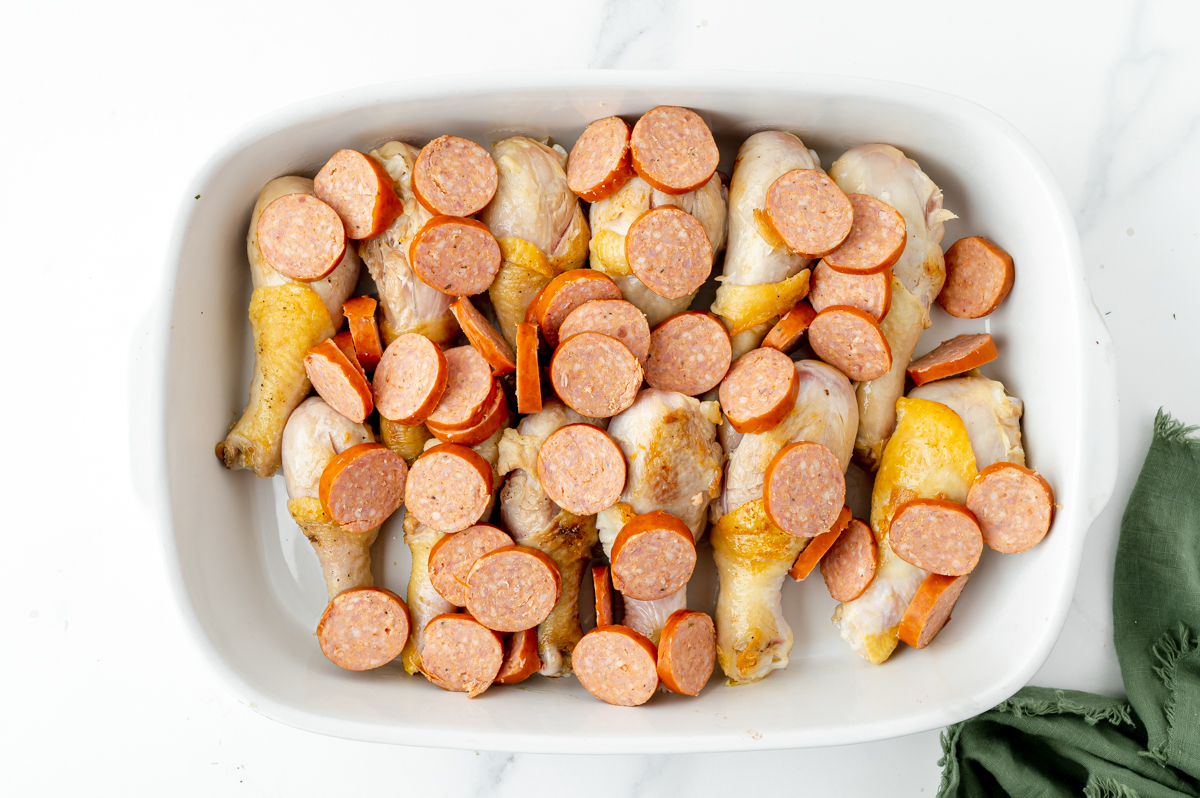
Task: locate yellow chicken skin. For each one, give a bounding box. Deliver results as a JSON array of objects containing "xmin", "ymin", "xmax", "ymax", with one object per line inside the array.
[{"xmin": 831, "ymin": 397, "xmax": 977, "ymax": 664}]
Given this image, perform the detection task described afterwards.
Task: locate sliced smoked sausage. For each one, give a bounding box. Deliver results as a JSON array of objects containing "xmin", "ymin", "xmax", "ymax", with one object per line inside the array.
[
  {"xmin": 425, "ymin": 383, "xmax": 509, "ymax": 446},
  {"xmin": 764, "ymin": 170, "xmax": 854, "ymax": 259},
  {"xmin": 304, "ymin": 338, "xmax": 374, "ymax": 423},
  {"xmin": 515, "ymin": 321, "xmax": 542, "ymax": 414},
  {"xmin": 889, "ymin": 499, "xmax": 983, "ymax": 576},
  {"xmin": 537, "ymin": 423, "xmax": 626, "ymax": 515},
  {"xmin": 341, "ymin": 296, "xmax": 383, "ymax": 372},
  {"xmin": 410, "ymin": 216, "xmax": 502, "ymax": 296},
  {"xmin": 899, "ymin": 573, "xmax": 970, "ymax": 649},
  {"xmin": 629, "ymin": 106, "xmax": 719, "ymax": 195},
  {"xmin": 319, "ymin": 442, "xmax": 408, "ymax": 533},
  {"xmin": 718, "ymin": 347, "xmax": 799, "ymax": 434},
  {"xmin": 645, "ymin": 311, "xmax": 732, "ymax": 396},
  {"xmin": 593, "ymin": 564, "xmax": 615, "ymax": 627},
  {"xmin": 808, "ymin": 261, "xmax": 892, "ymax": 321},
  {"xmin": 610, "ymin": 511, "xmax": 696, "ymax": 601},
  {"xmin": 938, "ymin": 236, "xmax": 1015, "ymax": 319},
  {"xmin": 762, "ymin": 301, "xmax": 818, "ymax": 354},
  {"xmin": 966, "ymin": 462, "xmax": 1055, "ymax": 554},
  {"xmin": 823, "ymin": 194, "xmax": 907, "ymax": 275},
  {"xmin": 559, "ymin": 299, "xmax": 651, "ymax": 366},
  {"xmin": 317, "ymin": 586, "xmax": 410, "ymax": 671},
  {"xmin": 256, "ymin": 193, "xmax": 346, "ymax": 281},
  {"xmin": 404, "ymin": 443, "xmax": 494, "ymax": 533},
  {"xmin": 788, "ymin": 505, "xmax": 852, "ymax": 580},
  {"xmin": 427, "ymin": 346, "xmax": 496, "ymax": 430},
  {"xmin": 820, "ymin": 518, "xmax": 878, "ymax": 601},
  {"xmin": 314, "ymin": 149, "xmax": 402, "ymax": 240},
  {"xmin": 373, "ymin": 333, "xmax": 448, "ymax": 424},
  {"xmin": 808, "ymin": 305, "xmax": 892, "ymax": 381},
  {"xmin": 907, "ymin": 333, "xmax": 998, "ymax": 386},
  {"xmin": 412, "ymin": 135, "xmax": 499, "ymax": 217},
  {"xmin": 496, "ymin": 627, "xmax": 541, "ymax": 685},
  {"xmin": 656, "ymin": 609, "xmax": 716, "ymax": 696},
  {"xmin": 763, "ymin": 441, "xmax": 846, "ymax": 538},
  {"xmin": 550, "ymin": 331, "xmax": 642, "ymax": 418},
  {"xmin": 450, "ymin": 297, "xmax": 516, "ymax": 376},
  {"xmin": 567, "ymin": 116, "xmax": 635, "ymax": 202},
  {"xmin": 626, "ymin": 207, "xmax": 713, "ymax": 300},
  {"xmin": 466, "ymin": 545, "xmax": 562, "ymax": 633},
  {"xmin": 428, "ymin": 523, "xmax": 515, "ymax": 607},
  {"xmin": 534, "ymin": 269, "xmax": 623, "ymax": 348},
  {"xmin": 573, "ymin": 625, "xmax": 659, "ymax": 706},
  {"xmin": 420, "ymin": 613, "xmax": 504, "ymax": 697}
]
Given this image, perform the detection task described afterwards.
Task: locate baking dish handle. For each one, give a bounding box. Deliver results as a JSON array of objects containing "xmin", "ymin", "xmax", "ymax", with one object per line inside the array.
[{"xmin": 1078, "ymin": 285, "xmax": 1119, "ymax": 524}]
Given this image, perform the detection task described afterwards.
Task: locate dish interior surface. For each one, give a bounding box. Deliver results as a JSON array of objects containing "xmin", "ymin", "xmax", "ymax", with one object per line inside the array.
[{"xmin": 162, "ymin": 73, "xmax": 1116, "ymax": 752}]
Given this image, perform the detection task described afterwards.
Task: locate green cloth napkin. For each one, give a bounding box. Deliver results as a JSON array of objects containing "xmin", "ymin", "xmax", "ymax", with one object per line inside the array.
[{"xmin": 938, "ymin": 411, "xmax": 1200, "ymax": 798}]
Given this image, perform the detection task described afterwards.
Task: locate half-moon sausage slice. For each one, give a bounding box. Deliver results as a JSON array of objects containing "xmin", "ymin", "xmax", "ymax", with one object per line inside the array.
[
  {"xmin": 788, "ymin": 505, "xmax": 852, "ymax": 580},
  {"xmin": 550, "ymin": 332, "xmax": 642, "ymax": 418},
  {"xmin": 319, "ymin": 443, "xmax": 408, "ymax": 533},
  {"xmin": 304, "ymin": 338, "xmax": 374, "ymax": 423},
  {"xmin": 966, "ymin": 462, "xmax": 1055, "ymax": 554},
  {"xmin": 593, "ymin": 564, "xmax": 614, "ymax": 627},
  {"xmin": 718, "ymin": 347, "xmax": 799, "ymax": 434},
  {"xmin": 317, "ymin": 586, "xmax": 410, "ymax": 671},
  {"xmin": 496, "ymin": 627, "xmax": 541, "ymax": 685},
  {"xmin": 534, "ymin": 269, "xmax": 623, "ymax": 348},
  {"xmin": 537, "ymin": 423, "xmax": 626, "ymax": 515},
  {"xmin": 938, "ymin": 236, "xmax": 1015, "ymax": 319},
  {"xmin": 412, "ymin": 134, "xmax": 499, "ymax": 217},
  {"xmin": 427, "ymin": 346, "xmax": 496, "ymax": 430},
  {"xmin": 764, "ymin": 170, "xmax": 854, "ymax": 259},
  {"xmin": 515, "ymin": 321, "xmax": 542, "ymax": 413},
  {"xmin": 466, "ymin": 545, "xmax": 562, "ymax": 633},
  {"xmin": 425, "ymin": 383, "xmax": 509, "ymax": 447},
  {"xmin": 610, "ymin": 511, "xmax": 696, "ymax": 601},
  {"xmin": 822, "ymin": 194, "xmax": 907, "ymax": 275},
  {"xmin": 428, "ymin": 524, "xmax": 515, "ymax": 607},
  {"xmin": 629, "ymin": 106, "xmax": 719, "ymax": 195},
  {"xmin": 763, "ymin": 441, "xmax": 846, "ymax": 538},
  {"xmin": 808, "ymin": 261, "xmax": 892, "ymax": 321},
  {"xmin": 405, "ymin": 443, "xmax": 494, "ymax": 533},
  {"xmin": 559, "ymin": 299, "xmax": 651, "ymax": 366},
  {"xmin": 342, "ymin": 296, "xmax": 383, "ymax": 372},
  {"xmin": 762, "ymin": 302, "xmax": 818, "ymax": 354},
  {"xmin": 820, "ymin": 518, "xmax": 878, "ymax": 601},
  {"xmin": 808, "ymin": 305, "xmax": 892, "ymax": 381},
  {"xmin": 420, "ymin": 613, "xmax": 503, "ymax": 697},
  {"xmin": 899, "ymin": 574, "xmax": 969, "ymax": 649},
  {"xmin": 567, "ymin": 116, "xmax": 635, "ymax": 202},
  {"xmin": 331, "ymin": 331, "xmax": 365, "ymax": 377},
  {"xmin": 373, "ymin": 333, "xmax": 448, "ymax": 424},
  {"xmin": 645, "ymin": 311, "xmax": 732, "ymax": 396},
  {"xmin": 450, "ymin": 297, "xmax": 516, "ymax": 376},
  {"xmin": 656, "ymin": 609, "xmax": 716, "ymax": 696},
  {"xmin": 907, "ymin": 333, "xmax": 998, "ymax": 387},
  {"xmin": 625, "ymin": 207, "xmax": 713, "ymax": 300},
  {"xmin": 314, "ymin": 148, "xmax": 402, "ymax": 240},
  {"xmin": 889, "ymin": 499, "xmax": 983, "ymax": 576},
  {"xmin": 256, "ymin": 193, "xmax": 346, "ymax": 281},
  {"xmin": 573, "ymin": 625, "xmax": 659, "ymax": 706},
  {"xmin": 410, "ymin": 216, "xmax": 502, "ymax": 296}
]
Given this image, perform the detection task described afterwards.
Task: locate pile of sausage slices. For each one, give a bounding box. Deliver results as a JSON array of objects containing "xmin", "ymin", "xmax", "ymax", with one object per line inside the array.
[{"xmin": 218, "ymin": 105, "xmax": 1056, "ymax": 707}]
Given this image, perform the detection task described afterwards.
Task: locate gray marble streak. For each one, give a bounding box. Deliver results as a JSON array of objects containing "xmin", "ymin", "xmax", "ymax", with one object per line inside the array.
[{"xmin": 590, "ymin": 0, "xmax": 680, "ymax": 68}]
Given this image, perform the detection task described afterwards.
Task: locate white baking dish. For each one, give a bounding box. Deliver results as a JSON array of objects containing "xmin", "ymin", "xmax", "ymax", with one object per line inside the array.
[{"xmin": 157, "ymin": 71, "xmax": 1118, "ymax": 752}]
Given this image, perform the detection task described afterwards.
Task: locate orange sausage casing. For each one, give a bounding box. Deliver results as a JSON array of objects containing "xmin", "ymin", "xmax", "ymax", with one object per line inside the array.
[
  {"xmin": 496, "ymin": 628, "xmax": 541, "ymax": 685},
  {"xmin": 593, "ymin": 564, "xmax": 615, "ymax": 627},
  {"xmin": 788, "ymin": 505, "xmax": 852, "ymax": 580},
  {"xmin": 342, "ymin": 296, "xmax": 384, "ymax": 372},
  {"xmin": 314, "ymin": 149, "xmax": 403, "ymax": 240},
  {"xmin": 762, "ymin": 301, "xmax": 818, "ymax": 354},
  {"xmin": 534, "ymin": 269, "xmax": 623, "ymax": 348},
  {"xmin": 515, "ymin": 322, "xmax": 543, "ymax": 414},
  {"xmin": 427, "ymin": 346, "xmax": 497, "ymax": 430},
  {"xmin": 907, "ymin": 333, "xmax": 998, "ymax": 386},
  {"xmin": 450, "ymin": 297, "xmax": 516, "ymax": 376},
  {"xmin": 718, "ymin": 347, "xmax": 799, "ymax": 434},
  {"xmin": 567, "ymin": 116, "xmax": 635, "ymax": 202},
  {"xmin": 899, "ymin": 573, "xmax": 970, "ymax": 649},
  {"xmin": 425, "ymin": 382, "xmax": 509, "ymax": 447},
  {"xmin": 938, "ymin": 236, "xmax": 1015, "ymax": 319}
]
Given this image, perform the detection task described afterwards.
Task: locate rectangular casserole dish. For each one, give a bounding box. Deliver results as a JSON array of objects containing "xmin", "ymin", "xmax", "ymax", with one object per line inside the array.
[{"xmin": 157, "ymin": 71, "xmax": 1118, "ymax": 752}]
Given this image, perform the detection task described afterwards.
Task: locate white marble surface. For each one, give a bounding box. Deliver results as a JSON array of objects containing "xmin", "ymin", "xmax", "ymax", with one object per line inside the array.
[{"xmin": 4, "ymin": 0, "xmax": 1199, "ymax": 793}]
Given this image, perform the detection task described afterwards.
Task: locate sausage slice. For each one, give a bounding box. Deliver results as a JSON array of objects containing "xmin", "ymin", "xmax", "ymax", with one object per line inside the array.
[
  {"xmin": 567, "ymin": 116, "xmax": 635, "ymax": 202},
  {"xmin": 626, "ymin": 207, "xmax": 713, "ymax": 300},
  {"xmin": 496, "ymin": 627, "xmax": 541, "ymax": 685},
  {"xmin": 420, "ymin": 613, "xmax": 503, "ymax": 697},
  {"xmin": 629, "ymin": 106, "xmax": 719, "ymax": 195},
  {"xmin": 763, "ymin": 441, "xmax": 846, "ymax": 538},
  {"xmin": 342, "ymin": 296, "xmax": 383, "ymax": 372},
  {"xmin": 657, "ymin": 609, "xmax": 716, "ymax": 696},
  {"xmin": 907, "ymin": 333, "xmax": 999, "ymax": 386},
  {"xmin": 466, "ymin": 545, "xmax": 562, "ymax": 633},
  {"xmin": 788, "ymin": 505, "xmax": 852, "ymax": 580},
  {"xmin": 404, "ymin": 443, "xmax": 494, "ymax": 533},
  {"xmin": 645, "ymin": 311, "xmax": 732, "ymax": 396},
  {"xmin": 823, "ymin": 194, "xmax": 907, "ymax": 275},
  {"xmin": 317, "ymin": 586, "xmax": 410, "ymax": 671},
  {"xmin": 550, "ymin": 332, "xmax": 642, "ymax": 418},
  {"xmin": 331, "ymin": 331, "xmax": 366, "ymax": 378},
  {"xmin": 426, "ymin": 383, "xmax": 509, "ymax": 446},
  {"xmin": 559, "ymin": 299, "xmax": 651, "ymax": 366},
  {"xmin": 304, "ymin": 338, "xmax": 374, "ymax": 423},
  {"xmin": 764, "ymin": 170, "xmax": 854, "ymax": 259},
  {"xmin": 966, "ymin": 462, "xmax": 1055, "ymax": 554},
  {"xmin": 373, "ymin": 333, "xmax": 448, "ymax": 424},
  {"xmin": 410, "ymin": 216, "xmax": 502, "ymax": 296},
  {"xmin": 428, "ymin": 524, "xmax": 515, "ymax": 607},
  {"xmin": 610, "ymin": 511, "xmax": 696, "ymax": 601},
  {"xmin": 412, "ymin": 134, "xmax": 499, "ymax": 217},
  {"xmin": 314, "ymin": 149, "xmax": 402, "ymax": 240},
  {"xmin": 718, "ymin": 347, "xmax": 799, "ymax": 434},
  {"xmin": 256, "ymin": 193, "xmax": 346, "ymax": 281},
  {"xmin": 319, "ymin": 443, "xmax": 408, "ymax": 533},
  {"xmin": 808, "ymin": 261, "xmax": 892, "ymax": 321},
  {"xmin": 820, "ymin": 518, "xmax": 878, "ymax": 601},
  {"xmin": 573, "ymin": 625, "xmax": 659, "ymax": 706},
  {"xmin": 515, "ymin": 321, "xmax": 542, "ymax": 414},
  {"xmin": 534, "ymin": 269, "xmax": 623, "ymax": 348},
  {"xmin": 808, "ymin": 305, "xmax": 892, "ymax": 381},
  {"xmin": 537, "ymin": 424, "xmax": 626, "ymax": 515},
  {"xmin": 593, "ymin": 564, "xmax": 615, "ymax": 627},
  {"xmin": 762, "ymin": 301, "xmax": 818, "ymax": 354},
  {"xmin": 889, "ymin": 499, "xmax": 983, "ymax": 576},
  {"xmin": 427, "ymin": 346, "xmax": 496, "ymax": 430},
  {"xmin": 899, "ymin": 574, "xmax": 970, "ymax": 649},
  {"xmin": 938, "ymin": 236, "xmax": 1015, "ymax": 319},
  {"xmin": 450, "ymin": 297, "xmax": 516, "ymax": 376}
]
